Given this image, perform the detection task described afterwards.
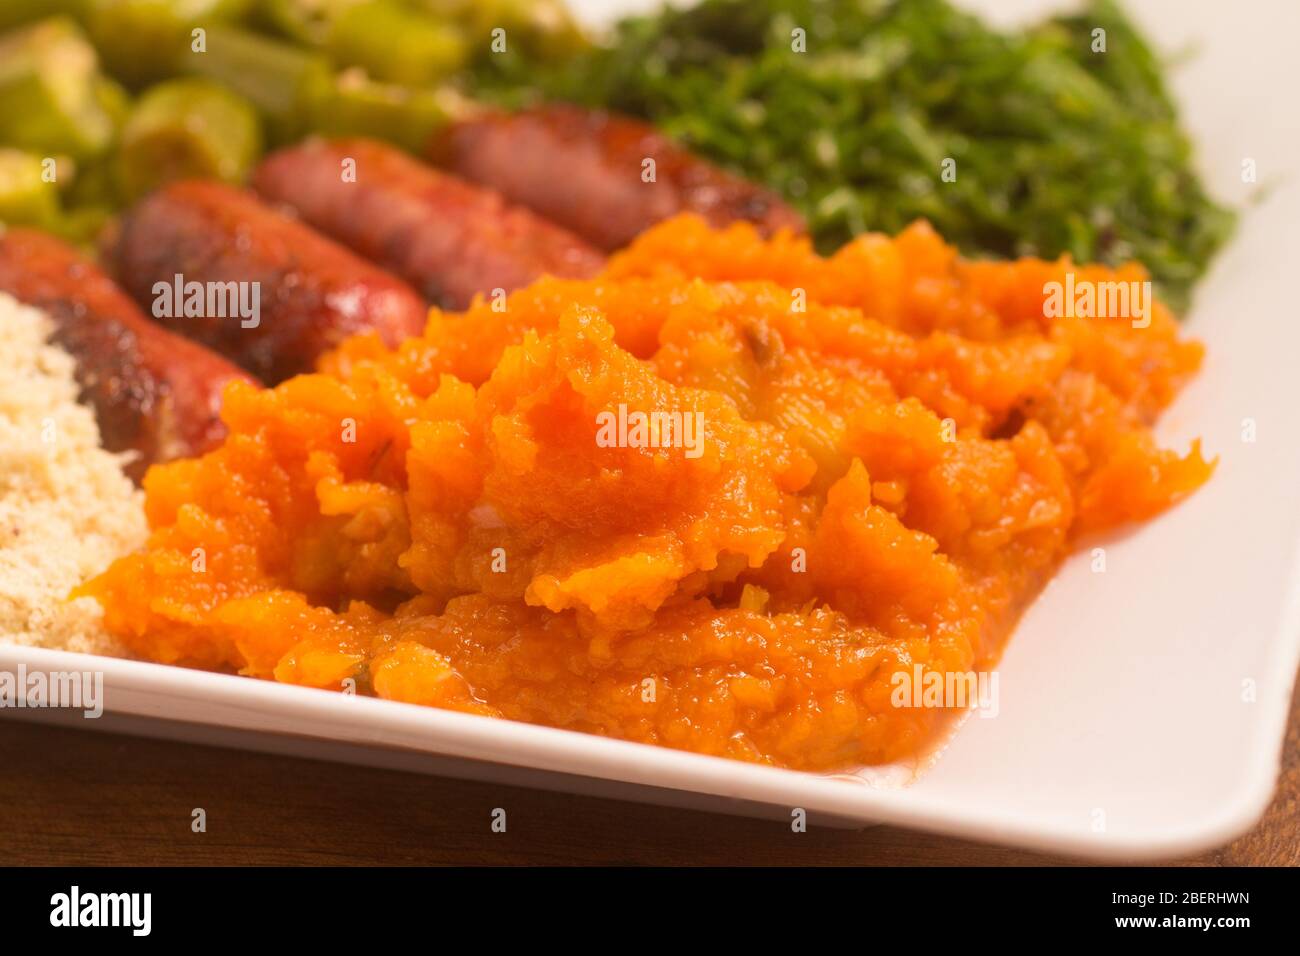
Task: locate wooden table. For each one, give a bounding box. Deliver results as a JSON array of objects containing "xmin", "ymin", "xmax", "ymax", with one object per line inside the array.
[{"xmin": 2, "ymin": 681, "xmax": 1295, "ymax": 866}]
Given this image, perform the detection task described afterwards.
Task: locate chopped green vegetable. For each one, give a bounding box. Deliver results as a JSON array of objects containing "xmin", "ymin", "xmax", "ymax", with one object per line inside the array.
[
  {"xmin": 314, "ymin": 71, "xmax": 466, "ymax": 151},
  {"xmin": 254, "ymin": 0, "xmax": 359, "ymax": 44},
  {"xmin": 94, "ymin": 75, "xmax": 133, "ymax": 129},
  {"xmin": 66, "ymin": 154, "xmax": 121, "ymax": 209},
  {"xmin": 0, "ymin": 0, "xmax": 88, "ymax": 34},
  {"xmin": 50, "ymin": 203, "xmax": 116, "ymax": 247},
  {"xmin": 181, "ymin": 24, "xmax": 332, "ymax": 143},
  {"xmin": 323, "ymin": 1, "xmax": 467, "ymax": 85},
  {"xmin": 116, "ymin": 77, "xmax": 263, "ymax": 201},
  {"xmin": 0, "ymin": 148, "xmax": 61, "ymax": 228},
  {"xmin": 477, "ymin": 0, "xmax": 1233, "ymax": 310},
  {"xmin": 82, "ymin": 0, "xmax": 255, "ymax": 88},
  {"xmin": 410, "ymin": 0, "xmax": 587, "ymax": 60},
  {"xmin": 0, "ymin": 17, "xmax": 116, "ymax": 160},
  {"xmin": 254, "ymin": 0, "xmax": 469, "ymax": 85}
]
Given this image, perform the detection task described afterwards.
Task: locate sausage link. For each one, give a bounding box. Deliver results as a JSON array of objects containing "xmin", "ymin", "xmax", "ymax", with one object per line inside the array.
[
  {"xmin": 109, "ymin": 180, "xmax": 429, "ymax": 383},
  {"xmin": 253, "ymin": 138, "xmax": 604, "ymax": 309},
  {"xmin": 427, "ymin": 104, "xmax": 806, "ymax": 251},
  {"xmin": 0, "ymin": 227, "xmax": 254, "ymax": 482}
]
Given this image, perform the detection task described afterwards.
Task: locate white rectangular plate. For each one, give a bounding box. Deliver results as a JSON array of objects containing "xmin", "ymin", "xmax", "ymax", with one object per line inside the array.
[{"xmin": 4, "ymin": 0, "xmax": 1299, "ymax": 860}]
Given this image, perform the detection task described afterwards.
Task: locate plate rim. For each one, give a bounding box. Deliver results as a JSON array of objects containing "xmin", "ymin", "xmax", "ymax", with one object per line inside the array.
[{"xmin": 2, "ymin": 639, "xmax": 1293, "ymax": 861}]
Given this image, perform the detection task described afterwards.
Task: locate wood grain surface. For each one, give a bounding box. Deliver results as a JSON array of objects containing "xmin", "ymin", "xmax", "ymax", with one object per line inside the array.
[{"xmin": 1, "ymin": 679, "xmax": 1295, "ymax": 866}]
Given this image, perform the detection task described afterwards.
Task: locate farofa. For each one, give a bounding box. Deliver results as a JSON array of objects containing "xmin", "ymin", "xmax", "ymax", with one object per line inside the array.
[
  {"xmin": 0, "ymin": 292, "xmax": 146, "ymax": 657},
  {"xmin": 83, "ymin": 216, "xmax": 1212, "ymax": 770}
]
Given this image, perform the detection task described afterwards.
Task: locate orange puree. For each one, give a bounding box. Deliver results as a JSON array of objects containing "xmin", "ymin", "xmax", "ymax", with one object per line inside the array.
[{"xmin": 81, "ymin": 215, "xmax": 1212, "ymax": 771}]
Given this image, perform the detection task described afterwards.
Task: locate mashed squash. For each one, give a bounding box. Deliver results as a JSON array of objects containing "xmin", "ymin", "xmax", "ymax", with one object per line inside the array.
[{"xmin": 82, "ymin": 216, "xmax": 1212, "ymax": 770}]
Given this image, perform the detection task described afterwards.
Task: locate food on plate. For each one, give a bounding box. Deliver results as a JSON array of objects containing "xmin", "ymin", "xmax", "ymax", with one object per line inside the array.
[
  {"xmin": 0, "ymin": 17, "xmax": 117, "ymax": 161},
  {"xmin": 477, "ymin": 0, "xmax": 1235, "ymax": 310},
  {"xmin": 0, "ymin": 228, "xmax": 253, "ymax": 482},
  {"xmin": 0, "ymin": 1, "xmax": 83, "ymax": 34},
  {"xmin": 311, "ymin": 71, "xmax": 466, "ymax": 153},
  {"xmin": 0, "ymin": 149, "xmax": 61, "ymax": 229},
  {"xmin": 0, "ymin": 0, "xmax": 1231, "ymax": 310},
  {"xmin": 82, "ymin": 215, "xmax": 1211, "ymax": 770},
  {"xmin": 253, "ymin": 137, "xmax": 605, "ymax": 308},
  {"xmin": 0, "ymin": 1, "xmax": 1233, "ymax": 313},
  {"xmin": 107, "ymin": 179, "xmax": 428, "ymax": 383},
  {"xmin": 115, "ymin": 78, "xmax": 263, "ymax": 202},
  {"xmin": 0, "ymin": 3, "xmax": 589, "ymax": 243},
  {"xmin": 81, "ymin": 0, "xmax": 255, "ymax": 89},
  {"xmin": 413, "ymin": 0, "xmax": 588, "ymax": 61},
  {"xmin": 257, "ymin": 0, "xmax": 586, "ymax": 67},
  {"xmin": 0, "ymin": 290, "xmax": 145, "ymax": 657},
  {"xmin": 181, "ymin": 24, "xmax": 336, "ymax": 145},
  {"xmin": 0, "ymin": 0, "xmax": 1232, "ymax": 783},
  {"xmin": 428, "ymin": 103, "xmax": 806, "ymax": 250},
  {"xmin": 314, "ymin": 0, "xmax": 469, "ymax": 87}
]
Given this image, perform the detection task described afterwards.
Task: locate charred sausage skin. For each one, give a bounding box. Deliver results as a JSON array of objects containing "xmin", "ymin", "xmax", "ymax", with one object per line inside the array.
[
  {"xmin": 0, "ymin": 227, "xmax": 253, "ymax": 482},
  {"xmin": 253, "ymin": 138, "xmax": 605, "ymax": 310},
  {"xmin": 427, "ymin": 104, "xmax": 807, "ymax": 251},
  {"xmin": 109, "ymin": 180, "xmax": 429, "ymax": 383}
]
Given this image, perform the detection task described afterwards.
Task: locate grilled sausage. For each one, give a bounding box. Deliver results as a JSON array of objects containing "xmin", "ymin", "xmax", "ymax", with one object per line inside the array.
[
  {"xmin": 426, "ymin": 104, "xmax": 806, "ymax": 251},
  {"xmin": 0, "ymin": 227, "xmax": 253, "ymax": 481},
  {"xmin": 253, "ymin": 138, "xmax": 605, "ymax": 309},
  {"xmin": 109, "ymin": 180, "xmax": 429, "ymax": 383}
]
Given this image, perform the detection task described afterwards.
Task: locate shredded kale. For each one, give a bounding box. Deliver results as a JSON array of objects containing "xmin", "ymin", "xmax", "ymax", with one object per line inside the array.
[{"xmin": 476, "ymin": 0, "xmax": 1234, "ymax": 312}]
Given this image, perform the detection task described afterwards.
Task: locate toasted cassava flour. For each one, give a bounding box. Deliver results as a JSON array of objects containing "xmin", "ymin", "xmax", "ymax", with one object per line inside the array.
[{"xmin": 0, "ymin": 292, "xmax": 145, "ymax": 656}]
